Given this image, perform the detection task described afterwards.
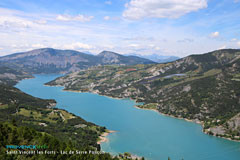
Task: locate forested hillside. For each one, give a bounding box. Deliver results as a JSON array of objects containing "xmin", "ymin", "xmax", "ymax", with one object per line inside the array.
[
  {"xmin": 0, "ymin": 122, "xmax": 116, "ymax": 160},
  {"xmin": 0, "ymin": 66, "xmax": 139, "ymax": 160}
]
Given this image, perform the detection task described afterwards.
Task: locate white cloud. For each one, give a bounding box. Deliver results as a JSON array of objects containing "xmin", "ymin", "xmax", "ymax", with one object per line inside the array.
[
  {"xmin": 234, "ymin": 0, "xmax": 240, "ymax": 3},
  {"xmin": 123, "ymin": 0, "xmax": 208, "ymax": 20},
  {"xmin": 218, "ymin": 45, "xmax": 226, "ymax": 50},
  {"xmin": 11, "ymin": 48, "xmax": 26, "ymax": 53},
  {"xmin": 210, "ymin": 31, "xmax": 220, "ymax": 38},
  {"xmin": 237, "ymin": 41, "xmax": 240, "ymax": 47},
  {"xmin": 128, "ymin": 44, "xmax": 140, "ymax": 48},
  {"xmin": 148, "ymin": 44, "xmax": 155, "ymax": 48},
  {"xmin": 11, "ymin": 44, "xmax": 17, "ymax": 48},
  {"xmin": 11, "ymin": 44, "xmax": 30, "ymax": 48},
  {"xmin": 102, "ymin": 44, "xmax": 114, "ymax": 49},
  {"xmin": 32, "ymin": 44, "xmax": 46, "ymax": 48},
  {"xmin": 105, "ymin": 1, "xmax": 112, "ymax": 5},
  {"xmin": 56, "ymin": 14, "xmax": 94, "ymax": 22},
  {"xmin": 155, "ymin": 46, "xmax": 161, "ymax": 50},
  {"xmin": 0, "ymin": 16, "xmax": 32, "ymax": 29},
  {"xmin": 63, "ymin": 42, "xmax": 94, "ymax": 50},
  {"xmin": 104, "ymin": 16, "xmax": 110, "ymax": 20},
  {"xmin": 231, "ymin": 38, "xmax": 237, "ymax": 42},
  {"xmin": 177, "ymin": 38, "xmax": 194, "ymax": 43},
  {"xmin": 0, "ymin": 8, "xmax": 49, "ymax": 32},
  {"xmin": 35, "ymin": 19, "xmax": 47, "ymax": 24}
]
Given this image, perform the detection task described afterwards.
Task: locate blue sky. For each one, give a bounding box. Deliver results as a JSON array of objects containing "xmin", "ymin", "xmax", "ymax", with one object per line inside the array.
[{"xmin": 0, "ymin": 0, "xmax": 240, "ymax": 57}]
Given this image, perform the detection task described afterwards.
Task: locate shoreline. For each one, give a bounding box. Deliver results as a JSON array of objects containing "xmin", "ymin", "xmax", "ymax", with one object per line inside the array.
[
  {"xmin": 16, "ymin": 76, "xmax": 145, "ymax": 159},
  {"xmin": 134, "ymin": 105, "xmax": 240, "ymax": 142},
  {"xmin": 97, "ymin": 130, "xmax": 116, "ymax": 144},
  {"xmin": 134, "ymin": 105, "xmax": 203, "ymax": 125},
  {"xmin": 14, "ymin": 76, "xmax": 35, "ymax": 85},
  {"xmin": 46, "ymin": 84, "xmax": 240, "ymax": 143},
  {"xmin": 51, "ymin": 87, "xmax": 127, "ymax": 101}
]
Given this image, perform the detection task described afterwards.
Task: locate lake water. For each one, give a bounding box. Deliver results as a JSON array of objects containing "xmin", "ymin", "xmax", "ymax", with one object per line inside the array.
[{"xmin": 15, "ymin": 74, "xmax": 240, "ymax": 160}]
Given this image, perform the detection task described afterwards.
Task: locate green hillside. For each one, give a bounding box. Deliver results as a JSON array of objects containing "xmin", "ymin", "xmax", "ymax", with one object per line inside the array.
[
  {"xmin": 0, "ymin": 69, "xmax": 140, "ymax": 160},
  {"xmin": 0, "ymin": 122, "xmax": 115, "ymax": 160}
]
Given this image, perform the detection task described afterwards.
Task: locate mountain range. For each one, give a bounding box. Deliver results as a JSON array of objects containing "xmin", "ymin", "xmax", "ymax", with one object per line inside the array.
[
  {"xmin": 127, "ymin": 53, "xmax": 180, "ymax": 63},
  {"xmin": 0, "ymin": 48, "xmax": 155, "ymax": 74},
  {"xmin": 46, "ymin": 49, "xmax": 240, "ymax": 141},
  {"xmin": 1, "ymin": 47, "xmax": 240, "ymax": 141}
]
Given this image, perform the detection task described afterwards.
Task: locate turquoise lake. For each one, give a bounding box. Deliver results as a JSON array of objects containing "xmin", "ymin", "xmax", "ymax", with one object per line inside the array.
[{"xmin": 15, "ymin": 74, "xmax": 240, "ymax": 160}]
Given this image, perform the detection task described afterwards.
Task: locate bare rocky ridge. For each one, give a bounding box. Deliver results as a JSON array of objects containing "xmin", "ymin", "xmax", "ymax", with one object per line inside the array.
[{"xmin": 0, "ymin": 66, "xmax": 33, "ymax": 85}]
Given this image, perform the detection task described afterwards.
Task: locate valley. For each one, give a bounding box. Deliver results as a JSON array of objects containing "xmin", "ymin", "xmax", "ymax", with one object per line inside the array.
[
  {"xmin": 1, "ymin": 0, "xmax": 239, "ymax": 159},
  {"xmin": 46, "ymin": 49, "xmax": 240, "ymax": 141},
  {"xmin": 1, "ymin": 48, "xmax": 240, "ymax": 160},
  {"xmin": 0, "ymin": 57, "xmax": 143, "ymax": 160}
]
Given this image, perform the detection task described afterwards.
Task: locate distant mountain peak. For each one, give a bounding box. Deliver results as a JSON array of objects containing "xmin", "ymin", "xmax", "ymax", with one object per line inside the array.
[
  {"xmin": 127, "ymin": 53, "xmax": 180, "ymax": 63},
  {"xmin": 98, "ymin": 51, "xmax": 122, "ymax": 57},
  {"xmin": 0, "ymin": 48, "xmax": 155, "ymax": 74}
]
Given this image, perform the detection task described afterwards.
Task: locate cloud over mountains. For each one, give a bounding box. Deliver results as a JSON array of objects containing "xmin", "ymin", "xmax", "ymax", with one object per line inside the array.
[{"xmin": 123, "ymin": 0, "xmax": 207, "ymax": 20}]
